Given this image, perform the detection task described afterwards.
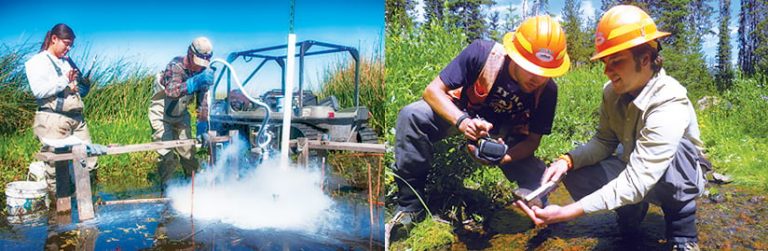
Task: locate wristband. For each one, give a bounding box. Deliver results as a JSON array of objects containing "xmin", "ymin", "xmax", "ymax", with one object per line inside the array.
[
  {"xmin": 455, "ymin": 113, "xmax": 470, "ymax": 129},
  {"xmin": 559, "ymin": 154, "xmax": 573, "ymax": 169}
]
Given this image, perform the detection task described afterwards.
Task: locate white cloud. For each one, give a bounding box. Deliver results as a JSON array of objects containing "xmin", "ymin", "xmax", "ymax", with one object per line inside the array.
[{"xmin": 581, "ymin": 0, "xmax": 596, "ymax": 23}]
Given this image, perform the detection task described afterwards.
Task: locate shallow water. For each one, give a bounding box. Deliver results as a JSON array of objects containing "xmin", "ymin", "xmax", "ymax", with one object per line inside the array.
[
  {"xmin": 406, "ymin": 184, "xmax": 767, "ymax": 250},
  {"xmin": 0, "ymin": 186, "xmax": 384, "ymax": 250}
]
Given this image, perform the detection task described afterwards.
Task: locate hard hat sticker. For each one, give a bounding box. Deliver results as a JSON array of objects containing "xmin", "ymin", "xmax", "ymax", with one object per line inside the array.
[
  {"xmin": 535, "ymin": 48, "xmax": 554, "ymax": 62},
  {"xmin": 595, "ymin": 32, "xmax": 605, "ymax": 46}
]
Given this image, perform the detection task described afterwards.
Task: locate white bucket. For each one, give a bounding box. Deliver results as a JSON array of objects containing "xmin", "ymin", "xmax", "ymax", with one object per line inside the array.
[{"xmin": 5, "ymin": 181, "xmax": 48, "ymax": 216}]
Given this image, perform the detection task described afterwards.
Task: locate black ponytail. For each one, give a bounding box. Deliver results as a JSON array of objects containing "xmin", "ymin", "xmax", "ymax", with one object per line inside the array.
[{"xmin": 40, "ymin": 23, "xmax": 76, "ymax": 52}]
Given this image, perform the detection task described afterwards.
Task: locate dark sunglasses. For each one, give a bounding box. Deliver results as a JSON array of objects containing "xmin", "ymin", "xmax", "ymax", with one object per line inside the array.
[{"xmin": 190, "ymin": 44, "xmax": 212, "ymax": 60}]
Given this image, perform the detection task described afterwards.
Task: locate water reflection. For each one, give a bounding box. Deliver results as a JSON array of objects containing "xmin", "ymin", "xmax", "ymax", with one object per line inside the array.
[{"xmin": 0, "ymin": 188, "xmax": 383, "ymax": 250}]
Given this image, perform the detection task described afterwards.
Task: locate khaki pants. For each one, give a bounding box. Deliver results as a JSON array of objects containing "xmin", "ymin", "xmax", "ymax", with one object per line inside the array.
[
  {"xmin": 32, "ymin": 111, "xmax": 97, "ymax": 194},
  {"xmin": 148, "ymin": 99, "xmax": 198, "ymax": 184}
]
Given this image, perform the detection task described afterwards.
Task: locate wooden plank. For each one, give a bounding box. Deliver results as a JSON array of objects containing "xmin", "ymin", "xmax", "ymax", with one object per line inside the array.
[
  {"xmin": 298, "ymin": 138, "xmax": 309, "ymax": 167},
  {"xmin": 289, "ymin": 140, "xmax": 386, "ymax": 153},
  {"xmin": 72, "ymin": 145, "xmax": 95, "ymax": 221},
  {"xmin": 56, "ymin": 196, "xmax": 71, "ymax": 215},
  {"xmin": 54, "ymin": 146, "xmax": 73, "ymax": 214},
  {"xmin": 229, "ymin": 130, "xmax": 240, "ymax": 169},
  {"xmin": 36, "ymin": 139, "xmax": 196, "ymax": 162},
  {"xmin": 208, "ymin": 131, "xmax": 218, "ymax": 166},
  {"xmin": 97, "ymin": 198, "xmax": 170, "ymax": 205}
]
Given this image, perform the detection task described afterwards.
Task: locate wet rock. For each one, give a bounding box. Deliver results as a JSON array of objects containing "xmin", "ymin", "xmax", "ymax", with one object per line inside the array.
[
  {"xmin": 709, "ymin": 193, "xmax": 726, "ymax": 203},
  {"xmin": 711, "ymin": 172, "xmax": 733, "ymax": 184},
  {"xmin": 748, "ymin": 196, "xmax": 765, "ymax": 204},
  {"xmin": 697, "ymin": 96, "xmax": 733, "ymax": 111}
]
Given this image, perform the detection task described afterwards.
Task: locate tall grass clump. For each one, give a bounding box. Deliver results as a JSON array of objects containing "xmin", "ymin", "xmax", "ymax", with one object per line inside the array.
[
  {"xmin": 0, "ymin": 44, "xmax": 43, "ymax": 191},
  {"xmin": 0, "ymin": 44, "xmax": 36, "ymax": 135},
  {"xmin": 385, "ymin": 21, "xmax": 468, "ymax": 133},
  {"xmin": 319, "ymin": 55, "xmax": 385, "ymax": 135}
]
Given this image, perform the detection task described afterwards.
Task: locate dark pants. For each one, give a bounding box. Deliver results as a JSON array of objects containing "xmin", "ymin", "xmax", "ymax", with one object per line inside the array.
[
  {"xmin": 393, "ymin": 100, "xmax": 547, "ymax": 212},
  {"xmin": 562, "ymin": 139, "xmax": 704, "ymax": 244}
]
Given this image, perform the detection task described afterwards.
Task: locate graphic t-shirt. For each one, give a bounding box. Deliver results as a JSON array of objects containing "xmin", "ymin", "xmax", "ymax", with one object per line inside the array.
[{"xmin": 439, "ymin": 40, "xmax": 557, "ymax": 139}]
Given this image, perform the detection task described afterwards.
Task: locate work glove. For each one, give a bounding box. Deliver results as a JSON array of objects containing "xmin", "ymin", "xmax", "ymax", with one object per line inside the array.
[
  {"xmin": 186, "ymin": 68, "xmax": 214, "ymax": 94},
  {"xmin": 471, "ymin": 137, "xmax": 508, "ymax": 165},
  {"xmin": 86, "ymin": 144, "xmax": 108, "ymax": 156},
  {"xmin": 196, "ymin": 121, "xmax": 209, "ymax": 140}
]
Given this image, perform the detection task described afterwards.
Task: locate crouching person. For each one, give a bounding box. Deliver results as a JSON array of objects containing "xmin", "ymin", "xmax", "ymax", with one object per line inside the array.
[
  {"xmin": 522, "ymin": 5, "xmax": 706, "ymax": 251},
  {"xmin": 388, "ymin": 15, "xmax": 570, "ymax": 237}
]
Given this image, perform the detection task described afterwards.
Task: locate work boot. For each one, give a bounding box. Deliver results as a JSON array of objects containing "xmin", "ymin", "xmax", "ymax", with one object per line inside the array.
[
  {"xmin": 156, "ymin": 153, "xmax": 178, "ymax": 185},
  {"xmin": 671, "ymin": 241, "xmax": 700, "ymax": 251},
  {"xmin": 179, "ymin": 156, "xmax": 200, "ymax": 178}
]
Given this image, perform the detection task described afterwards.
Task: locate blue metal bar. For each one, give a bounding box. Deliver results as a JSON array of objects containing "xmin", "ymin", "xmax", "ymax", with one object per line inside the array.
[{"xmin": 242, "ymin": 59, "xmax": 268, "ymax": 87}]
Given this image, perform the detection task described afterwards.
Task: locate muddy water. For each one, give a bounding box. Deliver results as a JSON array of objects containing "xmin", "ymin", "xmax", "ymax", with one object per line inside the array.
[
  {"xmin": 443, "ymin": 184, "xmax": 768, "ymax": 250},
  {"xmin": 0, "ymin": 186, "xmax": 384, "ymax": 250}
]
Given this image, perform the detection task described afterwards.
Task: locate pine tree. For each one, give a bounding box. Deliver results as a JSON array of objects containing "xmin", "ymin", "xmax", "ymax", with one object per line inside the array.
[
  {"xmin": 755, "ymin": 2, "xmax": 768, "ymax": 76},
  {"xmin": 488, "ymin": 10, "xmax": 502, "ymax": 41},
  {"xmin": 561, "ymin": 0, "xmax": 592, "ymax": 65},
  {"xmin": 386, "ymin": 0, "xmax": 416, "ymax": 28},
  {"xmin": 502, "ymin": 3, "xmax": 520, "ymax": 32},
  {"xmin": 715, "ymin": 0, "xmax": 734, "ymax": 90},
  {"xmin": 737, "ymin": 0, "xmax": 768, "ymax": 76},
  {"xmin": 445, "ymin": 0, "xmax": 491, "ymax": 41},
  {"xmin": 424, "ymin": 0, "xmax": 445, "ymax": 25}
]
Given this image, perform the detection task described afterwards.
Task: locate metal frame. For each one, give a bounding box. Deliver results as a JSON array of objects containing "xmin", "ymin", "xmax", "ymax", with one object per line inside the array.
[{"xmin": 214, "ymin": 40, "xmax": 361, "ymax": 113}]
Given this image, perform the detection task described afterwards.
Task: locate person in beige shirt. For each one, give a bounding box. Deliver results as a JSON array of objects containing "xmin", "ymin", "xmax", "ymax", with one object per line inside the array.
[{"xmin": 517, "ymin": 5, "xmax": 706, "ymax": 251}]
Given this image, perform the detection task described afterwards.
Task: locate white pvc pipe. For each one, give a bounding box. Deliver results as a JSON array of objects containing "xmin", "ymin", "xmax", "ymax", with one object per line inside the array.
[{"xmin": 280, "ymin": 34, "xmax": 297, "ymax": 167}]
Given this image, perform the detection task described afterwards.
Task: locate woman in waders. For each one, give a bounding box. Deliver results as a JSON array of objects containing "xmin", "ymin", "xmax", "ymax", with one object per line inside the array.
[{"xmin": 24, "ymin": 23, "xmax": 104, "ymax": 200}]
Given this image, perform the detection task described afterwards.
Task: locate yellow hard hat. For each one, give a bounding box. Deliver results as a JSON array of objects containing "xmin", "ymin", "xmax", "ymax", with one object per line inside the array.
[{"xmin": 502, "ymin": 15, "xmax": 570, "ymax": 77}]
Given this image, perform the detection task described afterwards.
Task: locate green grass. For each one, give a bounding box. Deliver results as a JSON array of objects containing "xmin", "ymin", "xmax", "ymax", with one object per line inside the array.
[
  {"xmin": 390, "ymin": 219, "xmax": 454, "ymax": 251},
  {"xmin": 697, "ymin": 74, "xmax": 768, "ymax": 190}
]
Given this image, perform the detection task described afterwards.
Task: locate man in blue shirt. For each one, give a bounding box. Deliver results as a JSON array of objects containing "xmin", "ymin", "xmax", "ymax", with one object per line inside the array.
[{"xmin": 388, "ymin": 15, "xmax": 571, "ymax": 236}]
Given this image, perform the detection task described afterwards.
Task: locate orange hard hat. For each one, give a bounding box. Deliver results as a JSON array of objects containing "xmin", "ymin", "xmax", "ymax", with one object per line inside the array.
[
  {"xmin": 502, "ymin": 15, "xmax": 570, "ymax": 78},
  {"xmin": 591, "ymin": 5, "xmax": 670, "ymax": 60}
]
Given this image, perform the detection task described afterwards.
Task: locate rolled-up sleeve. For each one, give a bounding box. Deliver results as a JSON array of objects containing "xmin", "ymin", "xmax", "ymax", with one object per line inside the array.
[{"xmin": 577, "ymin": 96, "xmax": 691, "ymax": 213}]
